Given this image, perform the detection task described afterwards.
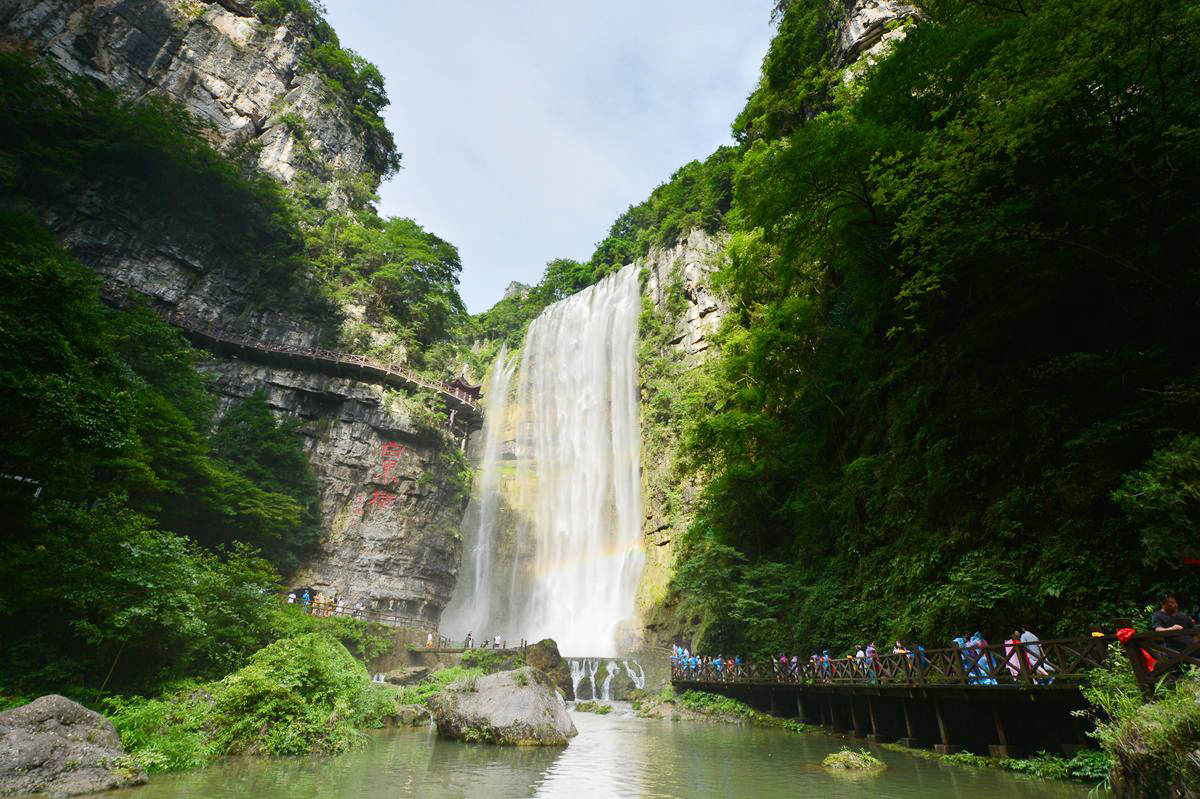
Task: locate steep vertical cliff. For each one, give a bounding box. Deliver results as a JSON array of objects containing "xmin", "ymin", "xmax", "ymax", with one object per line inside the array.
[{"xmin": 1, "ymin": 0, "xmax": 468, "ymax": 623}]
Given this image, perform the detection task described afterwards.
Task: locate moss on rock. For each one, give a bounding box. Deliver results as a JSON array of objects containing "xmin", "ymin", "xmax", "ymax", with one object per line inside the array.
[{"xmin": 822, "ymin": 748, "xmax": 886, "ymax": 772}]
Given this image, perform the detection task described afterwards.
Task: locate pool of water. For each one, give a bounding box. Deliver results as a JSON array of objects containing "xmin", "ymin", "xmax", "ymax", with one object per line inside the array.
[{"xmin": 94, "ymin": 706, "xmax": 1095, "ymax": 799}]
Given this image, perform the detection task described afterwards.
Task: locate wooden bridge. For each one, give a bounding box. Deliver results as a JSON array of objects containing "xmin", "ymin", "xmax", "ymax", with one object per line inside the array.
[{"xmin": 672, "ymin": 629, "xmax": 1200, "ymax": 757}]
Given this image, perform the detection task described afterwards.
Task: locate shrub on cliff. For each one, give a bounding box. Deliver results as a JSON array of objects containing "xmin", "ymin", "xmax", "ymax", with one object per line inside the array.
[{"xmin": 106, "ymin": 633, "xmax": 402, "ymax": 773}]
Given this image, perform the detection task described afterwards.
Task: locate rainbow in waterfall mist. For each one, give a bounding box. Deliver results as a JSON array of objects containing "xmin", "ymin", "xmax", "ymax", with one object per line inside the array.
[{"xmin": 441, "ymin": 264, "xmax": 644, "ymax": 656}]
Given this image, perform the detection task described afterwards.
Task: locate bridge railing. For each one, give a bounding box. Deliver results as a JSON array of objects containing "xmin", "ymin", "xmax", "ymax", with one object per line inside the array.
[
  {"xmin": 165, "ymin": 312, "xmax": 481, "ymax": 413},
  {"xmin": 674, "ymin": 630, "xmax": 1200, "ymax": 692},
  {"xmin": 669, "ymin": 632, "xmax": 1198, "ymax": 689}
]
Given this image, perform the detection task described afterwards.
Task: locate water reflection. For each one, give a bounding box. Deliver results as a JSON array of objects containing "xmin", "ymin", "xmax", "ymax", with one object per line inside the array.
[{"xmin": 95, "ymin": 709, "xmax": 1093, "ymax": 799}]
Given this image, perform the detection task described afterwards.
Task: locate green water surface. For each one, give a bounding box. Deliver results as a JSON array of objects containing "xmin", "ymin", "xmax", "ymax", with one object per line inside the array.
[{"xmin": 95, "ymin": 708, "xmax": 1095, "ymax": 799}]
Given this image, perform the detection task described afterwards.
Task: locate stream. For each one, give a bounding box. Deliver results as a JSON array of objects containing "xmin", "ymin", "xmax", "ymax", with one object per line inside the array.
[{"xmin": 92, "ymin": 705, "xmax": 1094, "ymax": 799}]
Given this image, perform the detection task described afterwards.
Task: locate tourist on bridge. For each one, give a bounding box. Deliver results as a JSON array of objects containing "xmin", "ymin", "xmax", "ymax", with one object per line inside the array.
[
  {"xmin": 465, "ymin": 631, "xmax": 474, "ymax": 648},
  {"xmin": 301, "ymin": 589, "xmax": 311, "ymax": 609},
  {"xmin": 973, "ymin": 632, "xmax": 999, "ymax": 684},
  {"xmin": 953, "ymin": 636, "xmax": 975, "ymax": 683},
  {"xmin": 426, "ymin": 631, "xmax": 435, "ymax": 648},
  {"xmin": 287, "ymin": 591, "xmax": 296, "ymax": 604},
  {"xmin": 865, "ymin": 642, "xmax": 877, "ymax": 682},
  {"xmin": 1020, "ymin": 627, "xmax": 1054, "ymax": 682},
  {"xmin": 494, "ymin": 633, "xmax": 502, "ymax": 649},
  {"xmin": 1152, "ymin": 595, "xmax": 1197, "ymax": 653},
  {"xmin": 854, "ymin": 645, "xmax": 865, "ymax": 676}
]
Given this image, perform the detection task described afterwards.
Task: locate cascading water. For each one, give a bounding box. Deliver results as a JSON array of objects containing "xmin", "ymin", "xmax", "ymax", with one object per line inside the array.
[
  {"xmin": 623, "ymin": 660, "xmax": 645, "ymax": 690},
  {"xmin": 444, "ymin": 264, "xmax": 644, "ymax": 656},
  {"xmin": 440, "ymin": 348, "xmax": 518, "ymax": 638},
  {"xmin": 600, "ymin": 661, "xmax": 620, "ymax": 701},
  {"xmin": 509, "ymin": 264, "xmax": 644, "ymax": 655}
]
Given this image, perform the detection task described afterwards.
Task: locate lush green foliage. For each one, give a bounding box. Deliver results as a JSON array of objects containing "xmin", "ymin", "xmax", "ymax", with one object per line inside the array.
[
  {"xmin": 393, "ymin": 665, "xmax": 485, "ymax": 705},
  {"xmin": 460, "ymin": 648, "xmax": 524, "ymax": 674},
  {"xmin": 936, "ymin": 749, "xmax": 1108, "ymax": 782},
  {"xmin": 0, "ymin": 214, "xmax": 341, "ymax": 694},
  {"xmin": 664, "ymin": 0, "xmax": 1200, "ymax": 659},
  {"xmin": 106, "ymin": 633, "xmax": 402, "ymax": 772},
  {"xmin": 1, "ymin": 54, "xmax": 467, "ymax": 376}
]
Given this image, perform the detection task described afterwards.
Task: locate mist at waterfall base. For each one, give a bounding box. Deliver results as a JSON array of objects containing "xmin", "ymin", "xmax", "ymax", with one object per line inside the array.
[{"xmin": 442, "ymin": 265, "xmax": 644, "ymax": 656}]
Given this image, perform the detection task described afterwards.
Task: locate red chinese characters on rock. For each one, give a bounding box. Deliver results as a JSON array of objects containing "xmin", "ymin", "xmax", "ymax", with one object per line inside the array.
[
  {"xmin": 380, "ymin": 441, "xmax": 405, "ymax": 484},
  {"xmin": 355, "ymin": 441, "xmax": 406, "ymax": 519},
  {"xmin": 365, "ymin": 490, "xmax": 398, "ymax": 511}
]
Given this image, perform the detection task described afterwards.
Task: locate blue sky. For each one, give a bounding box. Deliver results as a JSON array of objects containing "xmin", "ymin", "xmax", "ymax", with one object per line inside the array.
[{"xmin": 321, "ymin": 2, "xmax": 775, "ymax": 313}]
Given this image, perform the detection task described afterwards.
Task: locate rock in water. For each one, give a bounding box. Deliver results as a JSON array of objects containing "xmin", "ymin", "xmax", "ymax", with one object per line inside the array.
[
  {"xmin": 822, "ymin": 747, "xmax": 887, "ymax": 773},
  {"xmin": 0, "ymin": 695, "xmax": 146, "ymax": 797},
  {"xmin": 432, "ymin": 667, "xmax": 577, "ymax": 746},
  {"xmin": 522, "ymin": 639, "xmax": 575, "ymax": 700}
]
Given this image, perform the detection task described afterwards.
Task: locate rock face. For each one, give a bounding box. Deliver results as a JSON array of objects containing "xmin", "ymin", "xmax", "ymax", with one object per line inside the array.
[
  {"xmin": 523, "ymin": 639, "xmax": 574, "ymax": 701},
  {"xmin": 643, "ymin": 229, "xmax": 729, "ymax": 361},
  {"xmin": 431, "ymin": 667, "xmax": 577, "ymax": 746},
  {"xmin": 0, "ymin": 0, "xmax": 375, "ymax": 196},
  {"xmin": 204, "ymin": 362, "xmax": 466, "ymax": 624},
  {"xmin": 2, "ymin": 0, "xmax": 471, "ymax": 624},
  {"xmin": 0, "ymin": 695, "xmax": 146, "ymax": 797},
  {"xmin": 837, "ymin": 0, "xmax": 919, "ymax": 66},
  {"xmin": 629, "ymin": 229, "xmax": 728, "ymax": 651}
]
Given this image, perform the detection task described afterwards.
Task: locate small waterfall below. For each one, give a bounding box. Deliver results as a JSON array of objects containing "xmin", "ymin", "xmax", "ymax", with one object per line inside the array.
[
  {"xmin": 623, "ymin": 660, "xmax": 645, "ymax": 690},
  {"xmin": 570, "ymin": 658, "xmax": 602, "ymax": 700},
  {"xmin": 600, "ymin": 660, "xmax": 620, "ymax": 701},
  {"xmin": 443, "ymin": 264, "xmax": 644, "ymax": 656},
  {"xmin": 568, "ymin": 657, "xmax": 645, "ymax": 701}
]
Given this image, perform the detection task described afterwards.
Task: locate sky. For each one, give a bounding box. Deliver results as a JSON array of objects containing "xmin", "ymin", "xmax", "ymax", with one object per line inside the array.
[{"xmin": 321, "ymin": 2, "xmax": 776, "ymax": 314}]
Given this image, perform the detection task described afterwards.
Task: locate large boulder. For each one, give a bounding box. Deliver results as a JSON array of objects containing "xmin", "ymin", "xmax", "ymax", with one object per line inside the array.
[
  {"xmin": 431, "ymin": 667, "xmax": 577, "ymax": 746},
  {"xmin": 0, "ymin": 695, "xmax": 146, "ymax": 797},
  {"xmin": 523, "ymin": 639, "xmax": 574, "ymax": 700}
]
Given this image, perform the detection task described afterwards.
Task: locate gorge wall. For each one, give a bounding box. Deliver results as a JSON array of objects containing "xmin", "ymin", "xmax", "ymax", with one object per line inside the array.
[{"xmin": 1, "ymin": 0, "xmax": 467, "ymax": 624}]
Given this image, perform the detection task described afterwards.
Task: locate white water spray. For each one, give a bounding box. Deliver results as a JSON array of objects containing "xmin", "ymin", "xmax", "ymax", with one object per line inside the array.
[
  {"xmin": 443, "ymin": 265, "xmax": 644, "ymax": 656},
  {"xmin": 510, "ymin": 264, "xmax": 644, "ymax": 655},
  {"xmin": 441, "ymin": 348, "xmax": 518, "ymax": 638}
]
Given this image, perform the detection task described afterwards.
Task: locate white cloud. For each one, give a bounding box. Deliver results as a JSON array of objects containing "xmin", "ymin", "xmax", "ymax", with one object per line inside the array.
[{"xmin": 321, "ymin": 1, "xmax": 774, "ymax": 312}]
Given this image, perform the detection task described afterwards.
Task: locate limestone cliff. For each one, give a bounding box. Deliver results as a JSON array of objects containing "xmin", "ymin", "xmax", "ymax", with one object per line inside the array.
[
  {"xmin": 204, "ymin": 363, "xmax": 467, "ymax": 623},
  {"xmin": 1, "ymin": 0, "xmax": 378, "ymax": 195},
  {"xmin": 626, "ymin": 229, "xmax": 728, "ymax": 652},
  {"xmin": 1, "ymin": 0, "xmax": 469, "ymax": 624}
]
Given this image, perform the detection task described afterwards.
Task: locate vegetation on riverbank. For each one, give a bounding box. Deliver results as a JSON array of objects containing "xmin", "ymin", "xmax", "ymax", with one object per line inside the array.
[
  {"xmin": 103, "ymin": 634, "xmax": 404, "ymax": 773},
  {"xmin": 1081, "ymin": 646, "xmax": 1200, "ymax": 795}
]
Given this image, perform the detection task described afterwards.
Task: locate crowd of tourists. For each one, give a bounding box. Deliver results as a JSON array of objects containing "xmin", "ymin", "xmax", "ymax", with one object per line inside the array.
[
  {"xmin": 673, "ymin": 596, "xmax": 1199, "ymax": 685},
  {"xmin": 672, "ymin": 628, "xmax": 1053, "ymax": 684},
  {"xmin": 287, "ymin": 588, "xmax": 365, "ymax": 618}
]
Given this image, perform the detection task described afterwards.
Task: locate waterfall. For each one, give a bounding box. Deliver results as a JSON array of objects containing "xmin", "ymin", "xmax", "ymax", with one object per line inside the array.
[
  {"xmin": 443, "ymin": 264, "xmax": 645, "ymax": 656},
  {"xmin": 623, "ymin": 660, "xmax": 645, "ymax": 690},
  {"xmin": 569, "ymin": 658, "xmax": 602, "ymax": 700},
  {"xmin": 510, "ymin": 264, "xmax": 644, "ymax": 655},
  {"xmin": 440, "ymin": 347, "xmax": 518, "ymax": 637},
  {"xmin": 600, "ymin": 660, "xmax": 620, "ymax": 701}
]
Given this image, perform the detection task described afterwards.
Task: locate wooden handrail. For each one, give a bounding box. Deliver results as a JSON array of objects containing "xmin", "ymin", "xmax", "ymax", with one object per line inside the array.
[
  {"xmin": 99, "ymin": 289, "xmax": 481, "ymax": 420},
  {"xmin": 671, "ymin": 634, "xmax": 1122, "ymax": 690}
]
